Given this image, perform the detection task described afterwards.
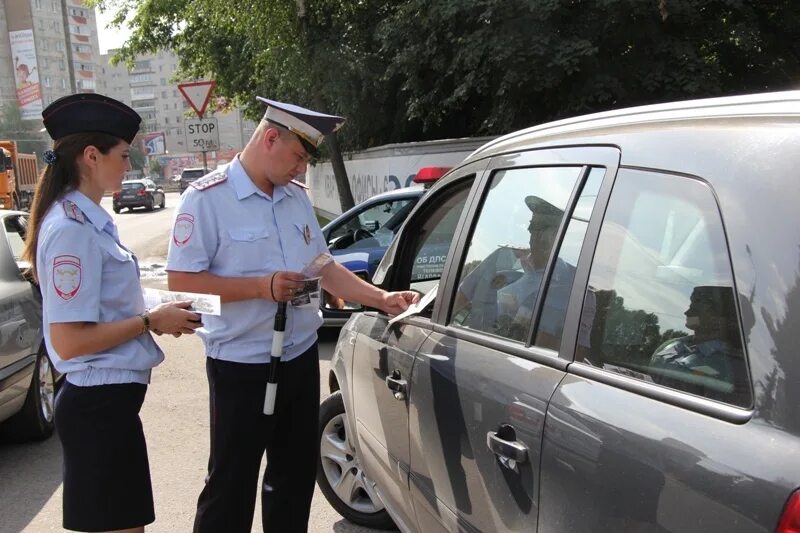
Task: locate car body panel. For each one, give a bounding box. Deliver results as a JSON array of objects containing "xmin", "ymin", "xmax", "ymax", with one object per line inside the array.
[
  {"xmin": 538, "ymin": 373, "xmax": 800, "ymax": 533},
  {"xmin": 324, "ymin": 91, "xmax": 800, "ymax": 532},
  {"xmin": 408, "ymin": 329, "xmax": 564, "ymax": 533},
  {"xmin": 0, "ymin": 210, "xmax": 50, "ymax": 428},
  {"xmin": 350, "ymin": 313, "xmax": 430, "ymax": 531}
]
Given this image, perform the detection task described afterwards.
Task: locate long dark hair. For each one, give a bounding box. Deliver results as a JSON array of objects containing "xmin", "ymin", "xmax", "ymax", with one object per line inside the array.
[{"xmin": 22, "ymin": 132, "xmax": 122, "ymax": 282}]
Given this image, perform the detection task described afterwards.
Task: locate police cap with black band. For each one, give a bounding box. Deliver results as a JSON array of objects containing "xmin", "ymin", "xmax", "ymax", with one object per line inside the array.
[{"xmin": 42, "ymin": 93, "xmax": 141, "ymax": 143}]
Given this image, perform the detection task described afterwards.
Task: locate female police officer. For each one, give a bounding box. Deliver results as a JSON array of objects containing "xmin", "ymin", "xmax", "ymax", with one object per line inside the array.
[{"xmin": 22, "ymin": 93, "xmax": 202, "ymax": 533}]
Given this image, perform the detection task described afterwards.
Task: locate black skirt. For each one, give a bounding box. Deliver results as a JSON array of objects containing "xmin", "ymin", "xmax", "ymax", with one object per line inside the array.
[{"xmin": 55, "ymin": 381, "xmax": 154, "ymax": 532}]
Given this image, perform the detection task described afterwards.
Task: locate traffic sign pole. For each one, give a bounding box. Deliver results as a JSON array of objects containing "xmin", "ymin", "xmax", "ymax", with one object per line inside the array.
[{"xmin": 178, "ymin": 80, "xmax": 217, "ymax": 171}]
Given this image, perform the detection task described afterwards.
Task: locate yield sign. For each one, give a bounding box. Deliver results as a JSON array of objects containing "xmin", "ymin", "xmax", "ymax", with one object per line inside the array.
[{"xmin": 178, "ymin": 80, "xmax": 216, "ymax": 118}]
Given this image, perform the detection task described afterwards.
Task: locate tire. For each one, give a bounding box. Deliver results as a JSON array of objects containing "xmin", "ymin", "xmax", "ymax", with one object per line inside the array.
[
  {"xmin": 113, "ymin": 206, "xmax": 121, "ymax": 214},
  {"xmin": 2, "ymin": 349, "xmax": 56, "ymax": 442},
  {"xmin": 317, "ymin": 391, "xmax": 397, "ymax": 530},
  {"xmin": 159, "ymin": 194, "xmax": 165, "ymax": 209},
  {"xmin": 145, "ymin": 197, "xmax": 154, "ymax": 211}
]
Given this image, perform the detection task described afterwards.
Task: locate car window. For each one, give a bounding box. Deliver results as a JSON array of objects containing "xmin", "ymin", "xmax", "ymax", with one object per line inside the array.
[
  {"xmin": 329, "ymin": 197, "xmax": 416, "ymax": 250},
  {"xmin": 535, "ymin": 168, "xmax": 604, "ymax": 352},
  {"xmin": 182, "ymin": 169, "xmax": 204, "ymax": 180},
  {"xmin": 122, "ymin": 182, "xmax": 144, "ymax": 191},
  {"xmin": 406, "ymin": 180, "xmax": 473, "ymax": 295},
  {"xmin": 449, "ymin": 166, "xmax": 583, "ymax": 342},
  {"xmin": 577, "ymin": 169, "xmax": 750, "ymax": 407}
]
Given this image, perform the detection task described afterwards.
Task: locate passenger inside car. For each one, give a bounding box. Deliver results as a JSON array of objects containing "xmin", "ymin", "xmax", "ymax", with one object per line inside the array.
[
  {"xmin": 649, "ymin": 285, "xmax": 747, "ymax": 403},
  {"xmin": 495, "ymin": 196, "xmax": 569, "ymax": 339}
]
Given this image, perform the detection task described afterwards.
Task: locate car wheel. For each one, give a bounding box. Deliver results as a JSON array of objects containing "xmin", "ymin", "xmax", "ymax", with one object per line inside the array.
[
  {"xmin": 2, "ymin": 349, "xmax": 56, "ymax": 441},
  {"xmin": 113, "ymin": 206, "xmax": 121, "ymax": 214},
  {"xmin": 317, "ymin": 391, "xmax": 396, "ymax": 530},
  {"xmin": 145, "ymin": 197, "xmax": 154, "ymax": 211}
]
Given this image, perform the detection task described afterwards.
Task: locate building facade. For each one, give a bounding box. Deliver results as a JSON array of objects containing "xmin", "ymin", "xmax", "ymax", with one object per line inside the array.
[
  {"xmin": 97, "ymin": 49, "xmax": 257, "ymax": 177},
  {"xmin": 1, "ymin": 0, "xmax": 100, "ymax": 125}
]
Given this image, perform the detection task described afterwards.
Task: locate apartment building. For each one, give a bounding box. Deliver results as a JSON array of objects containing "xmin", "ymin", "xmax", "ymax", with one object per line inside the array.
[
  {"xmin": 1, "ymin": 0, "xmax": 100, "ymax": 125},
  {"xmin": 98, "ymin": 49, "xmax": 257, "ymax": 174}
]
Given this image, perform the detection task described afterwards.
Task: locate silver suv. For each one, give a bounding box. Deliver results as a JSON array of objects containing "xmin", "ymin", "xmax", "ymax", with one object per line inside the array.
[
  {"xmin": 180, "ymin": 167, "xmax": 206, "ymax": 192},
  {"xmin": 317, "ymin": 91, "xmax": 800, "ymax": 532}
]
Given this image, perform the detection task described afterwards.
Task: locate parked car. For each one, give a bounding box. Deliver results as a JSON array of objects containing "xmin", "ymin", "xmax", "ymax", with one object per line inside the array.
[
  {"xmin": 112, "ymin": 179, "xmax": 166, "ymax": 213},
  {"xmin": 320, "ymin": 167, "xmax": 448, "ymax": 326},
  {"xmin": 0, "ymin": 210, "xmax": 60, "ymax": 442},
  {"xmin": 317, "ymin": 91, "xmax": 800, "ymax": 532},
  {"xmin": 180, "ymin": 167, "xmax": 206, "ymax": 192}
]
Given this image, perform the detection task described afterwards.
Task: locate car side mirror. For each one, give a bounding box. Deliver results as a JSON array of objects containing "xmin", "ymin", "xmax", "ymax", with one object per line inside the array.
[{"xmin": 322, "ymin": 290, "xmax": 364, "ymax": 311}]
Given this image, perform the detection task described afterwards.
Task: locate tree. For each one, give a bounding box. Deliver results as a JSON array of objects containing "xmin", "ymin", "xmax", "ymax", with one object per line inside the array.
[
  {"xmin": 92, "ymin": 0, "xmax": 800, "ymax": 182},
  {"xmin": 378, "ymin": 0, "xmax": 800, "ymax": 136},
  {"xmin": 0, "ymin": 104, "xmax": 48, "ymax": 156},
  {"xmin": 149, "ymin": 157, "xmax": 163, "ymax": 177},
  {"xmin": 129, "ymin": 146, "xmax": 146, "ymax": 172},
  {"xmin": 91, "ymin": 0, "xmax": 370, "ymax": 210}
]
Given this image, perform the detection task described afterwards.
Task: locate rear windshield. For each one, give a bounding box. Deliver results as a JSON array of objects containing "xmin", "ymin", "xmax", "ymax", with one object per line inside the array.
[
  {"xmin": 182, "ymin": 170, "xmax": 205, "ymax": 179},
  {"xmin": 121, "ymin": 182, "xmax": 144, "ymax": 190}
]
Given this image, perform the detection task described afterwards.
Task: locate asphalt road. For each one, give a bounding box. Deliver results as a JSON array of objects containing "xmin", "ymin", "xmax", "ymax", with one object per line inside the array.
[{"xmin": 0, "ymin": 193, "xmax": 387, "ymax": 533}]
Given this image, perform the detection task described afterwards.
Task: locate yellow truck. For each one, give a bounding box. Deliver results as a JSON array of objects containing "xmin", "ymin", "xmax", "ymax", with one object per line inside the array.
[{"xmin": 0, "ymin": 141, "xmax": 39, "ymax": 210}]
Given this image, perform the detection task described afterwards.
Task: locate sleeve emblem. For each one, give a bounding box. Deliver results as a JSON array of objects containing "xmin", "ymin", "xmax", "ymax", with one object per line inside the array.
[
  {"xmin": 173, "ymin": 213, "xmax": 195, "ymax": 246},
  {"xmin": 53, "ymin": 255, "xmax": 82, "ymax": 300}
]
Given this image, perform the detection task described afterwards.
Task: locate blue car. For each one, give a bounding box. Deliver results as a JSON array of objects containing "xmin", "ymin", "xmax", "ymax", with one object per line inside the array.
[{"xmin": 320, "ymin": 167, "xmax": 448, "ymax": 326}]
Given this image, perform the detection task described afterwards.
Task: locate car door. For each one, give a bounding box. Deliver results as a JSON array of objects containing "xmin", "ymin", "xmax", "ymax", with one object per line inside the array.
[
  {"xmin": 0, "ymin": 214, "xmax": 42, "ymax": 415},
  {"xmin": 403, "ymin": 148, "xmax": 617, "ymax": 532},
  {"xmin": 349, "ymin": 166, "xmax": 483, "ymax": 532},
  {"xmin": 537, "ymin": 168, "xmax": 782, "ymax": 532}
]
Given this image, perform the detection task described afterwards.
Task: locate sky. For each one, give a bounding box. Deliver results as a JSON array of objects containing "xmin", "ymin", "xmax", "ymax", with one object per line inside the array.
[{"xmin": 95, "ymin": 7, "xmax": 131, "ymax": 54}]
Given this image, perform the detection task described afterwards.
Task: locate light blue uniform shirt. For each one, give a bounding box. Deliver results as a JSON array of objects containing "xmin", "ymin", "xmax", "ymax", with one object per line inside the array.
[
  {"xmin": 38, "ymin": 190, "xmax": 163, "ymax": 386},
  {"xmin": 166, "ymin": 157, "xmax": 328, "ymax": 364}
]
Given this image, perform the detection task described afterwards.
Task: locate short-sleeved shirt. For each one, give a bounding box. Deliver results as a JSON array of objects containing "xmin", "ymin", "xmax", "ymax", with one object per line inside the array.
[
  {"xmin": 166, "ymin": 157, "xmax": 329, "ymax": 364},
  {"xmin": 37, "ymin": 190, "xmax": 163, "ymax": 386}
]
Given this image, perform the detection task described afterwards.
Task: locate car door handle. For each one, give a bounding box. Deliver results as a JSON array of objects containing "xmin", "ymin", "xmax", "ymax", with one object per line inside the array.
[
  {"xmin": 487, "ymin": 424, "xmax": 528, "ymax": 469},
  {"xmin": 385, "ymin": 370, "xmax": 407, "ymax": 401}
]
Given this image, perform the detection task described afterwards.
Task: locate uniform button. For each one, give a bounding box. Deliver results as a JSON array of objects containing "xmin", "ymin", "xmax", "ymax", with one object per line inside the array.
[{"xmin": 248, "ymin": 232, "xmax": 254, "ymax": 239}]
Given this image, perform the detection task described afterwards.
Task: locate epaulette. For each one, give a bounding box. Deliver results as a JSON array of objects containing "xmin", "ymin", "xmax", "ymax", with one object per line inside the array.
[
  {"xmin": 290, "ymin": 179, "xmax": 309, "ymax": 192},
  {"xmin": 62, "ymin": 200, "xmax": 85, "ymax": 223},
  {"xmin": 191, "ymin": 170, "xmax": 228, "ymax": 191}
]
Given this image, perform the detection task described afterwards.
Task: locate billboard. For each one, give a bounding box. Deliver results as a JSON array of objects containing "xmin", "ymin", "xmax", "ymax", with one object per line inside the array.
[
  {"xmin": 143, "ymin": 132, "xmax": 166, "ymax": 156},
  {"xmin": 6, "ymin": 0, "xmax": 43, "ymax": 121}
]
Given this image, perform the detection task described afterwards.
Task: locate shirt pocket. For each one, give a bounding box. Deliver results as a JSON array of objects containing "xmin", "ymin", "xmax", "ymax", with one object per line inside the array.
[
  {"xmin": 292, "ymin": 222, "xmax": 322, "ymax": 268},
  {"xmin": 224, "ymin": 227, "xmax": 273, "ymax": 273}
]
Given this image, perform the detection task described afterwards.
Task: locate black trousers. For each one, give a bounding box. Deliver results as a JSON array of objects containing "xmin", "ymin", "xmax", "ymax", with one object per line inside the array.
[{"xmin": 194, "ymin": 344, "xmax": 320, "ymax": 533}]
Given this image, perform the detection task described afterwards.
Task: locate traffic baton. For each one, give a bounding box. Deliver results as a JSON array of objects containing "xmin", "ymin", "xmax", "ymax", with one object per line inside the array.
[{"xmin": 263, "ymin": 301, "xmax": 287, "ymax": 415}]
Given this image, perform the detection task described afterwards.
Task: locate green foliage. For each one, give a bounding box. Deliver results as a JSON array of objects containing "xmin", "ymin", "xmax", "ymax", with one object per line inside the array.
[
  {"xmin": 92, "ymin": 0, "xmax": 800, "ymax": 151},
  {"xmin": 129, "ymin": 146, "xmax": 146, "ymax": 171},
  {"xmin": 149, "ymin": 157, "xmax": 163, "ymax": 175},
  {"xmin": 0, "ymin": 105, "xmax": 48, "ymax": 155}
]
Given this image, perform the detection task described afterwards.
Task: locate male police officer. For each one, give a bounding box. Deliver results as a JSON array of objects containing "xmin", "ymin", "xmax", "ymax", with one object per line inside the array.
[{"xmin": 166, "ymin": 98, "xmax": 418, "ymax": 533}]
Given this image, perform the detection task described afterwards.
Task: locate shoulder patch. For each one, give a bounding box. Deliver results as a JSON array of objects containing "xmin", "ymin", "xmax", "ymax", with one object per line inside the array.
[
  {"xmin": 62, "ymin": 200, "xmax": 85, "ymax": 223},
  {"xmin": 290, "ymin": 179, "xmax": 309, "ymax": 191},
  {"xmin": 191, "ymin": 170, "xmax": 228, "ymax": 191}
]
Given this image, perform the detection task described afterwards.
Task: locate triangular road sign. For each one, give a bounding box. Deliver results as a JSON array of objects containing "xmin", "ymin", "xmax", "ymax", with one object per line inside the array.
[{"xmin": 178, "ymin": 80, "xmax": 216, "ymax": 118}]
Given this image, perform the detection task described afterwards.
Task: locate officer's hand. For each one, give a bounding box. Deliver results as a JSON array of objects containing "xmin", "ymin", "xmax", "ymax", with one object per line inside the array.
[
  {"xmin": 266, "ymin": 271, "xmax": 307, "ymax": 302},
  {"xmin": 149, "ymin": 300, "xmax": 202, "ymax": 335},
  {"xmin": 379, "ymin": 290, "xmax": 420, "ymax": 316}
]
